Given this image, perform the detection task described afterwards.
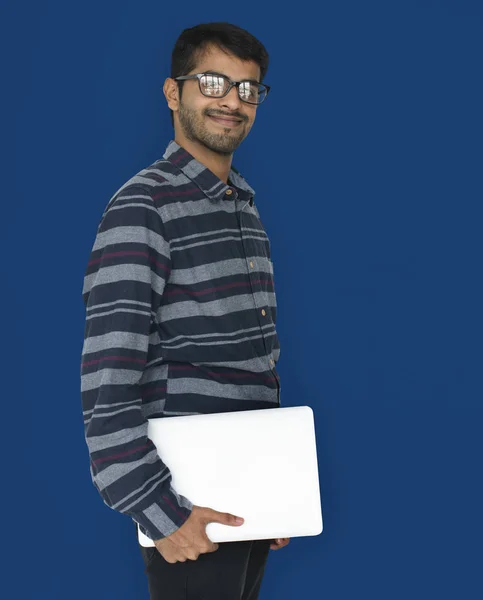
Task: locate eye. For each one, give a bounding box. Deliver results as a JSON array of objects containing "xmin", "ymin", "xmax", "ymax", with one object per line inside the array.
[
  {"xmin": 201, "ymin": 74, "xmax": 226, "ymax": 95},
  {"xmin": 240, "ymin": 83, "xmax": 259, "ymax": 98}
]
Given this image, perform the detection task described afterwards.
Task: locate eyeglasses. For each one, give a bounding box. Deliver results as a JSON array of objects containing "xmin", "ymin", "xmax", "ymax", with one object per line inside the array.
[{"xmin": 173, "ymin": 72, "xmax": 270, "ymax": 105}]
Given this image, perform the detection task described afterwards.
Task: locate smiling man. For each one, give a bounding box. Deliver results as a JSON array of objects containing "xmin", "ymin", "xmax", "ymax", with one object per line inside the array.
[
  {"xmin": 164, "ymin": 33, "xmax": 262, "ymax": 179},
  {"xmin": 80, "ymin": 21, "xmax": 287, "ymax": 600}
]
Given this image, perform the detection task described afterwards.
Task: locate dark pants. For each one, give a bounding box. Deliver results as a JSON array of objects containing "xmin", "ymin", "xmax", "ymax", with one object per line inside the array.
[{"xmin": 137, "ymin": 528, "xmax": 271, "ymax": 600}]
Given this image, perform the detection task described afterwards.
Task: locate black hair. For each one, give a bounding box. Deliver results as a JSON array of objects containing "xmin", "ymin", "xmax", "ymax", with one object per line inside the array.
[{"xmin": 168, "ymin": 22, "xmax": 270, "ymax": 127}]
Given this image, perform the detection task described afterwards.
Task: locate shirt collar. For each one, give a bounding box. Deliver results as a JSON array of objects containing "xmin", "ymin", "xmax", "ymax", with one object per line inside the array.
[{"xmin": 162, "ymin": 139, "xmax": 255, "ymax": 206}]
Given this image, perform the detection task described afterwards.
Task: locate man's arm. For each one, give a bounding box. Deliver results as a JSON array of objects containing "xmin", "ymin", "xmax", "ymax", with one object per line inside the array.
[{"xmin": 80, "ymin": 185, "xmax": 192, "ymax": 541}]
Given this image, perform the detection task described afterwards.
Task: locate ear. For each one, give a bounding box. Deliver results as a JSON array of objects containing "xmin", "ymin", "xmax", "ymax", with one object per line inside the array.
[{"xmin": 163, "ymin": 77, "xmax": 179, "ymax": 111}]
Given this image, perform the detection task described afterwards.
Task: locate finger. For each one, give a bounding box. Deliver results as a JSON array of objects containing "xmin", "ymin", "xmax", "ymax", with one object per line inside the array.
[
  {"xmin": 270, "ymin": 538, "xmax": 289, "ymax": 550},
  {"xmin": 203, "ymin": 539, "xmax": 219, "ymax": 553},
  {"xmin": 206, "ymin": 509, "xmax": 244, "ymax": 526},
  {"xmin": 270, "ymin": 542, "xmax": 282, "ymax": 550}
]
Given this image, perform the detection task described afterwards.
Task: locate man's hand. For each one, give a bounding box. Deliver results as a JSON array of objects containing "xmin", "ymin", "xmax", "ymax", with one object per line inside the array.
[
  {"xmin": 269, "ymin": 537, "xmax": 290, "ymax": 550},
  {"xmin": 153, "ymin": 505, "xmax": 244, "ymax": 564}
]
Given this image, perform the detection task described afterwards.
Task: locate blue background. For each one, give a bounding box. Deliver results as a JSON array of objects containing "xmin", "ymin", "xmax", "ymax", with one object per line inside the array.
[{"xmin": 4, "ymin": 0, "xmax": 482, "ymax": 598}]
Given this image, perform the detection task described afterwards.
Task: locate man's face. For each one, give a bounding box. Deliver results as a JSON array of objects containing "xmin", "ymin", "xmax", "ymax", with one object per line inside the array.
[{"xmin": 173, "ymin": 45, "xmax": 261, "ymax": 156}]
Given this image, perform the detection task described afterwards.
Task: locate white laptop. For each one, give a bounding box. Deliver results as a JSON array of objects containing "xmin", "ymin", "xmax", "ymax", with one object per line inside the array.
[{"xmin": 137, "ymin": 405, "xmax": 323, "ymax": 546}]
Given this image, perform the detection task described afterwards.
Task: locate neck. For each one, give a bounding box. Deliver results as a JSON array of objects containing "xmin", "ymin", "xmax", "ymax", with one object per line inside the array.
[{"xmin": 174, "ymin": 133, "xmax": 232, "ymax": 184}]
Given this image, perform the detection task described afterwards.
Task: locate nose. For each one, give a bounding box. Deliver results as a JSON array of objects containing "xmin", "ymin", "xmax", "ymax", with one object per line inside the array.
[{"xmin": 218, "ymin": 84, "xmax": 243, "ymax": 111}]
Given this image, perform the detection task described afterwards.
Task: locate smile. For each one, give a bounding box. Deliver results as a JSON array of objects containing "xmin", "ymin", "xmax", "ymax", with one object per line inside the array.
[{"xmin": 208, "ymin": 115, "xmax": 243, "ymax": 127}]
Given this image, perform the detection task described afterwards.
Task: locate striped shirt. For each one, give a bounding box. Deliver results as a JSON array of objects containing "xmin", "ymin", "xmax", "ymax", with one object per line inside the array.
[{"xmin": 80, "ymin": 139, "xmax": 281, "ymax": 542}]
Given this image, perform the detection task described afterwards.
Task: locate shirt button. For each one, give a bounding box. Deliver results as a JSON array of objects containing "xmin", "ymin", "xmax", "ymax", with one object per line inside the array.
[
  {"xmin": 261, "ymin": 309, "xmax": 266, "ymax": 316},
  {"xmin": 249, "ymin": 260, "xmax": 254, "ymax": 268},
  {"xmin": 225, "ymin": 188, "xmax": 233, "ymax": 195}
]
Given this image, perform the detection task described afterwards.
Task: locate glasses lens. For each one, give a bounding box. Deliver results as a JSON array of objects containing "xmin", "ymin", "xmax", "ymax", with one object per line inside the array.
[
  {"xmin": 239, "ymin": 82, "xmax": 267, "ymax": 104},
  {"xmin": 200, "ymin": 74, "xmax": 267, "ymax": 104},
  {"xmin": 200, "ymin": 74, "xmax": 227, "ymax": 97}
]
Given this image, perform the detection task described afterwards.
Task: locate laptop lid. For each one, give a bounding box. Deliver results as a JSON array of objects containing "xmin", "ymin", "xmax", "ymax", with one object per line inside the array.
[{"xmin": 138, "ymin": 405, "xmax": 323, "ymax": 546}]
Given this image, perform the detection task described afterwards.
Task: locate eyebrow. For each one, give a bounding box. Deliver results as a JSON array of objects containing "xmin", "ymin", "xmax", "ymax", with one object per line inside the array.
[{"xmin": 202, "ymin": 69, "xmax": 261, "ymax": 84}]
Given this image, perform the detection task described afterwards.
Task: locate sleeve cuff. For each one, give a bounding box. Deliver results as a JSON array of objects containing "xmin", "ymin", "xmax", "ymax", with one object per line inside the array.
[{"xmin": 134, "ymin": 484, "xmax": 194, "ymax": 541}]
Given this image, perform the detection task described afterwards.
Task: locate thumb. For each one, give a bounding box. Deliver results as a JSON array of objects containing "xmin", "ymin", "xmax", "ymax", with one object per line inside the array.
[{"xmin": 205, "ymin": 508, "xmax": 244, "ymax": 526}]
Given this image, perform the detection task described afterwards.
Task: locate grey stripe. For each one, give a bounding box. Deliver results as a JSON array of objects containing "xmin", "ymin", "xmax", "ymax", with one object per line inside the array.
[
  {"xmin": 85, "ymin": 423, "xmax": 147, "ymax": 452},
  {"xmin": 161, "ymin": 324, "xmax": 271, "ymax": 345},
  {"xmin": 169, "ymin": 257, "xmax": 272, "ymax": 284},
  {"xmin": 81, "ymin": 330, "xmax": 149, "ymax": 354},
  {"xmin": 93, "ymin": 449, "xmax": 160, "ymax": 491},
  {"xmin": 170, "ymin": 489, "xmax": 194, "ymax": 511},
  {"xmin": 92, "ymin": 225, "xmax": 170, "ymax": 257},
  {"xmin": 83, "ymin": 399, "xmax": 141, "ymax": 415},
  {"xmin": 157, "ymin": 292, "xmax": 276, "ymax": 323},
  {"xmin": 169, "ymin": 377, "xmax": 276, "ymax": 402},
  {"xmin": 188, "ymin": 355, "xmax": 274, "ymax": 372},
  {"xmin": 115, "ymin": 470, "xmax": 171, "ymax": 512},
  {"xmin": 84, "ymin": 307, "xmax": 150, "ymax": 322},
  {"xmin": 109, "ymin": 195, "xmax": 153, "ymax": 203},
  {"xmin": 172, "ymin": 234, "xmax": 261, "ymax": 253},
  {"xmin": 159, "ymin": 328, "xmax": 275, "ymax": 350},
  {"xmin": 162, "ymin": 198, "xmax": 227, "ymax": 222},
  {"xmin": 118, "ymin": 174, "xmax": 171, "ymax": 189},
  {"xmin": 168, "ymin": 224, "xmax": 269, "ymax": 247},
  {"xmin": 83, "ymin": 263, "xmax": 167, "ymax": 296},
  {"xmin": 139, "ymin": 362, "xmax": 169, "ymax": 383},
  {"xmin": 170, "ymin": 227, "xmax": 241, "ymax": 243},
  {"xmin": 85, "ymin": 405, "xmax": 140, "ymax": 422},
  {"xmin": 143, "ymin": 502, "xmax": 179, "ymax": 537},
  {"xmin": 141, "ymin": 399, "xmax": 167, "ymax": 418},
  {"xmin": 108, "ymin": 201, "xmax": 158, "ymax": 214},
  {"xmin": 206, "ymin": 179, "xmax": 225, "ymax": 195},
  {"xmin": 81, "ymin": 370, "xmax": 144, "ymax": 391},
  {"xmin": 86, "ymin": 299, "xmax": 151, "ymax": 312}
]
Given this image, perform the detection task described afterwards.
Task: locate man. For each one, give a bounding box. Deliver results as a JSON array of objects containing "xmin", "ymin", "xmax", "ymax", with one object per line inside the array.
[{"xmin": 80, "ymin": 21, "xmax": 288, "ymax": 600}]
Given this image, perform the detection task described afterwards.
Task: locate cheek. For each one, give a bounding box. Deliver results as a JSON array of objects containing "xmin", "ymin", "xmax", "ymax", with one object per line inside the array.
[{"xmin": 186, "ymin": 98, "xmax": 211, "ymax": 118}]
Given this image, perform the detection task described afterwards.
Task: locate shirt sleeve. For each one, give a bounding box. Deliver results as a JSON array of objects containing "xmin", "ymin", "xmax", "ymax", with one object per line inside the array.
[{"xmin": 80, "ymin": 185, "xmax": 193, "ymax": 541}]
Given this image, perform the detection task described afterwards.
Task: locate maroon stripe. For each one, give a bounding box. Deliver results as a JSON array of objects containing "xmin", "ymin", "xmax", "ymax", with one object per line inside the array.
[
  {"xmin": 162, "ymin": 494, "xmax": 189, "ymax": 521},
  {"xmin": 81, "ymin": 355, "xmax": 145, "ymax": 368},
  {"xmin": 93, "ymin": 443, "xmax": 150, "ymax": 465},
  {"xmin": 144, "ymin": 173, "xmax": 167, "ymax": 183},
  {"xmin": 170, "ymin": 150, "xmax": 190, "ymax": 165},
  {"xmin": 152, "ymin": 187, "xmax": 199, "ymax": 199},
  {"xmin": 141, "ymin": 386, "xmax": 167, "ymax": 397},
  {"xmin": 165, "ymin": 278, "xmax": 273, "ymax": 296}
]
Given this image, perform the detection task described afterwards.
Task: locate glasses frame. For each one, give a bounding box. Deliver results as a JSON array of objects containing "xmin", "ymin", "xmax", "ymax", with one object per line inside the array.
[{"xmin": 173, "ymin": 72, "xmax": 271, "ymax": 105}]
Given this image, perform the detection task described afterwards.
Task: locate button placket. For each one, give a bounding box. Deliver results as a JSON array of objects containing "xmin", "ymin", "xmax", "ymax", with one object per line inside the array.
[{"xmin": 236, "ymin": 199, "xmax": 274, "ymax": 370}]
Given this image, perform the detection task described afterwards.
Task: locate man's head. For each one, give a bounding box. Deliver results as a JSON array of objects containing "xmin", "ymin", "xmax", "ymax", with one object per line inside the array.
[{"xmin": 163, "ymin": 22, "xmax": 270, "ymax": 156}]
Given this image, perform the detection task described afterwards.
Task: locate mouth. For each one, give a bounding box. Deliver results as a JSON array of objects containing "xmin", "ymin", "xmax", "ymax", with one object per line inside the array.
[{"xmin": 208, "ymin": 115, "xmax": 243, "ymax": 127}]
